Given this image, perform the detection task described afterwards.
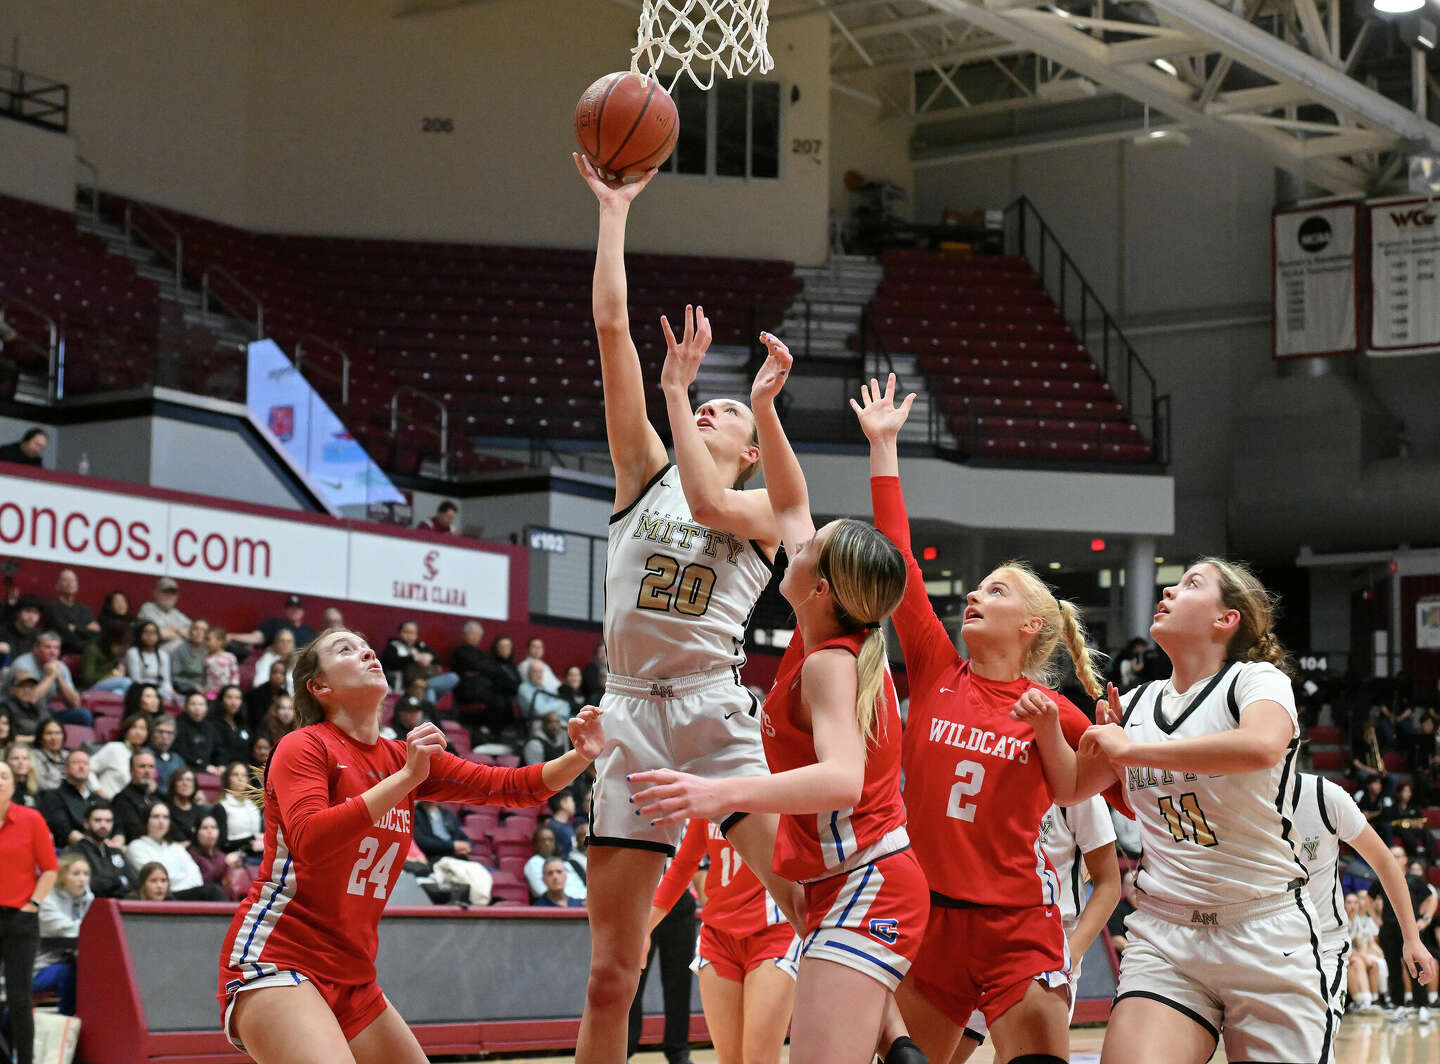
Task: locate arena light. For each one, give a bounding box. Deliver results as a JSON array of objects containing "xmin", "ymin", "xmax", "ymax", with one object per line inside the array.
[
  {"xmin": 1153, "ymin": 59, "xmax": 1180, "ymax": 76},
  {"xmin": 1090, "ymin": 538, "xmax": 1106, "ymax": 552},
  {"xmin": 1048, "ymin": 561, "xmax": 1062, "ymax": 570},
  {"xmin": 922, "ymin": 546, "xmax": 939, "ymax": 561},
  {"xmin": 1374, "ymin": 0, "xmax": 1424, "ymax": 14}
]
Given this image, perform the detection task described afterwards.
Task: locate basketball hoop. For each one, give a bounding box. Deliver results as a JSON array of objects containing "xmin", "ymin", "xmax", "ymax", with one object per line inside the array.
[{"xmin": 631, "ymin": 0, "xmax": 774, "ymax": 92}]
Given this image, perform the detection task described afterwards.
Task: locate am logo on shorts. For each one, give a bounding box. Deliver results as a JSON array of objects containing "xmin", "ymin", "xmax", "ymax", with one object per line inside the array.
[{"xmin": 868, "ymin": 918, "xmax": 900, "ymax": 944}]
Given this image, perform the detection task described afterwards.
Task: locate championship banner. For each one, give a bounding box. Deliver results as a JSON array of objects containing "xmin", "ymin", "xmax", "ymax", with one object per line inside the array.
[
  {"xmin": 1272, "ymin": 204, "xmax": 1359, "ymax": 358},
  {"xmin": 0, "ymin": 473, "xmax": 510, "ymax": 619},
  {"xmin": 1370, "ymin": 198, "xmax": 1440, "ymax": 356},
  {"xmin": 1419, "ymin": 597, "xmax": 1440, "ymax": 651}
]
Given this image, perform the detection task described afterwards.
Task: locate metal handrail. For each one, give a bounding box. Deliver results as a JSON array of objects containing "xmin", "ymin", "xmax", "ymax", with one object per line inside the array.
[
  {"xmin": 123, "ymin": 201, "xmax": 182, "ymax": 292},
  {"xmin": 75, "ymin": 156, "xmax": 99, "ymax": 224},
  {"xmin": 0, "ymin": 295, "xmax": 62, "ymax": 401},
  {"xmin": 294, "ymin": 334, "xmax": 351, "ymax": 407},
  {"xmin": 390, "ymin": 386, "xmax": 450, "ymax": 478},
  {"xmin": 201, "ymin": 265, "xmax": 264, "ymax": 340}
]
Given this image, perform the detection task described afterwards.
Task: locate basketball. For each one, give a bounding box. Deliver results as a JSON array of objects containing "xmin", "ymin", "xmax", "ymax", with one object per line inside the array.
[{"xmin": 573, "ymin": 71, "xmax": 679, "ymax": 184}]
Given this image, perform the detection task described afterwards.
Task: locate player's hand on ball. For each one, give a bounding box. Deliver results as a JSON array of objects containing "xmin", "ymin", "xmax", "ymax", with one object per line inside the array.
[
  {"xmin": 403, "ymin": 721, "xmax": 447, "ymax": 784},
  {"xmin": 572, "ymin": 152, "xmax": 656, "ymax": 202},
  {"xmin": 660, "ymin": 304, "xmax": 712, "ymax": 395},
  {"xmin": 1079, "ymin": 723, "xmax": 1134, "ymax": 765},
  {"xmin": 749, "ymin": 333, "xmax": 792, "ymax": 408},
  {"xmin": 850, "ymin": 373, "xmax": 915, "ymax": 443},
  {"xmin": 569, "ymin": 706, "xmax": 605, "ymax": 761},
  {"xmin": 1095, "ymin": 682, "xmax": 1123, "ymax": 725},
  {"xmin": 1010, "ymin": 688, "xmax": 1059, "ymax": 726},
  {"xmin": 628, "ymin": 768, "xmax": 727, "ymax": 826}
]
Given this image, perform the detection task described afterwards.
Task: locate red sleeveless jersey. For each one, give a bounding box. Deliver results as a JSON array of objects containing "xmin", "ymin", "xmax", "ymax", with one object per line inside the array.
[
  {"xmin": 872, "ymin": 476, "xmax": 1128, "ymax": 907},
  {"xmin": 762, "ymin": 629, "xmax": 909, "ymax": 883},
  {"xmin": 653, "ymin": 819, "xmax": 784, "ymax": 936},
  {"xmin": 218, "ymin": 721, "xmax": 551, "ymax": 999}
]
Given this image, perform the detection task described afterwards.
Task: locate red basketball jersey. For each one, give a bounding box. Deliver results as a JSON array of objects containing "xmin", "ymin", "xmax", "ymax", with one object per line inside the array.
[
  {"xmin": 218, "ymin": 722, "xmax": 551, "ymax": 997},
  {"xmin": 654, "ymin": 819, "xmax": 784, "ymax": 937},
  {"xmin": 762, "ymin": 630, "xmax": 909, "ymax": 883},
  {"xmin": 872, "ymin": 475, "xmax": 1127, "ymax": 907}
]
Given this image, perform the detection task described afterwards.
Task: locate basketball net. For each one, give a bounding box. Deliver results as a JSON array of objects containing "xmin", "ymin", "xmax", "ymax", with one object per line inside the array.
[{"xmin": 631, "ymin": 0, "xmax": 774, "ymax": 91}]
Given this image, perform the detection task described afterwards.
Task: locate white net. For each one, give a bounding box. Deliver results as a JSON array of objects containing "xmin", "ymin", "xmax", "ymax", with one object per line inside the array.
[{"xmin": 631, "ymin": 0, "xmax": 774, "ymax": 92}]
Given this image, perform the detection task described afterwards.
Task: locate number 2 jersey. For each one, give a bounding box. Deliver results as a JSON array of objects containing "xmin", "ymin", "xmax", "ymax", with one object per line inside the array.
[
  {"xmin": 1119, "ymin": 660, "xmax": 1303, "ymax": 907},
  {"xmin": 218, "ymin": 722, "xmax": 553, "ymax": 996},
  {"xmin": 604, "ymin": 465, "xmax": 773, "ymax": 680},
  {"xmin": 654, "ymin": 819, "xmax": 786, "ymax": 935}
]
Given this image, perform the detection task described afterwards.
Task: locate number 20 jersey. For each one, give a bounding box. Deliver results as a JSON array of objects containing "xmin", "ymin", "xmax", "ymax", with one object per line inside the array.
[
  {"xmin": 604, "ymin": 465, "xmax": 773, "ymax": 680},
  {"xmin": 1120, "ymin": 660, "xmax": 1304, "ymax": 907}
]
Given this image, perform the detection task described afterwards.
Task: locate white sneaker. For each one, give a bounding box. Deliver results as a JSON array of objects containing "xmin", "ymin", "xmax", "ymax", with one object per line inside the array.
[
  {"xmin": 1418, "ymin": 1006, "xmax": 1432, "ymax": 1023},
  {"xmin": 1390, "ymin": 1007, "xmax": 1411, "ymax": 1022}
]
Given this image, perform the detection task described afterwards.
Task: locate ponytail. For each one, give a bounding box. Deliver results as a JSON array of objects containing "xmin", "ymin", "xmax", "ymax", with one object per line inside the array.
[
  {"xmin": 1057, "ymin": 600, "xmax": 1105, "ymax": 701},
  {"xmin": 854, "ymin": 627, "xmax": 889, "ymax": 744},
  {"xmin": 1247, "ymin": 628, "xmax": 1293, "ymax": 675}
]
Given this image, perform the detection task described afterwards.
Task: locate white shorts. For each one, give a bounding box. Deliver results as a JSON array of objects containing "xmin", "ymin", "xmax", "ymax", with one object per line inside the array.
[
  {"xmin": 1321, "ymin": 940, "xmax": 1349, "ymax": 1024},
  {"xmin": 591, "ymin": 667, "xmax": 769, "ymax": 854},
  {"xmin": 1115, "ymin": 888, "xmax": 1334, "ymax": 1063}
]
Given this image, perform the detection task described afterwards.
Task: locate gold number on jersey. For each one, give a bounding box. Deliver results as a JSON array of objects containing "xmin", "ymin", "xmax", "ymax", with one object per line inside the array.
[
  {"xmin": 637, "ymin": 552, "xmax": 717, "ymax": 618},
  {"xmin": 1157, "ymin": 792, "xmax": 1219, "ymax": 847}
]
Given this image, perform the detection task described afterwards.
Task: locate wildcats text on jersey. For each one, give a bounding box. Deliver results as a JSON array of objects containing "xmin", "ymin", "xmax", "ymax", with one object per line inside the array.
[
  {"xmin": 634, "ymin": 509, "xmax": 746, "ymax": 565},
  {"xmin": 373, "ymin": 807, "xmax": 411, "ymax": 833},
  {"xmin": 927, "ymin": 717, "xmax": 1031, "ymax": 763}
]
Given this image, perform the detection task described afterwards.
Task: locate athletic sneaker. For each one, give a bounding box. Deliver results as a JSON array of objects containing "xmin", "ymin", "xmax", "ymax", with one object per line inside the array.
[{"xmin": 1417, "ymin": 1006, "xmax": 1431, "ymax": 1024}]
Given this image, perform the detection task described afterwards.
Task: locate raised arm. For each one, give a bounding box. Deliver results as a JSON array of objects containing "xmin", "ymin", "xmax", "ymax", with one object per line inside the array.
[
  {"xmin": 575, "ymin": 153, "xmax": 668, "ymax": 509},
  {"xmin": 749, "ymin": 333, "xmax": 814, "ymax": 555},
  {"xmin": 659, "ymin": 306, "xmax": 779, "ymax": 548}
]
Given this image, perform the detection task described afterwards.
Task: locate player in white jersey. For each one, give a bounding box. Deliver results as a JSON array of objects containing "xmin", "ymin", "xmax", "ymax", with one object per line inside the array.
[
  {"xmin": 1015, "ymin": 557, "xmax": 1331, "ymax": 1063},
  {"xmin": 573, "ymin": 154, "xmax": 796, "ymax": 1063},
  {"xmin": 943, "ymin": 797, "xmax": 1120, "ymax": 1063},
  {"xmin": 1289, "ymin": 771, "xmax": 1435, "ymax": 1040}
]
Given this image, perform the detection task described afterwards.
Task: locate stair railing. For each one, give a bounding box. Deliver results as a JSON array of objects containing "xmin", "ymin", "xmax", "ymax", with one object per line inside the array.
[
  {"xmin": 123, "ymin": 201, "xmax": 183, "ymax": 294},
  {"xmin": 75, "ymin": 156, "xmax": 100, "ymax": 224},
  {"xmin": 0, "ymin": 295, "xmax": 62, "ymax": 401},
  {"xmin": 391, "ymin": 386, "xmax": 450, "ymax": 478},
  {"xmin": 201, "ymin": 266, "xmax": 264, "ymax": 340},
  {"xmin": 294, "ymin": 335, "xmax": 351, "ymax": 408},
  {"xmin": 1003, "ymin": 196, "xmax": 1171, "ymax": 465}
]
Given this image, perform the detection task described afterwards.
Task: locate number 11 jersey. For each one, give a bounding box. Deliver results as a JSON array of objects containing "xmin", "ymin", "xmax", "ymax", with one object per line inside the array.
[{"xmin": 604, "ymin": 465, "xmax": 773, "ymax": 680}]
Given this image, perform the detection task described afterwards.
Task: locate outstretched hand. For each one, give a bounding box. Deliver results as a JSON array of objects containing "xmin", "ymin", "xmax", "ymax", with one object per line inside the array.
[
  {"xmin": 850, "ymin": 373, "xmax": 916, "ymax": 443},
  {"xmin": 750, "ymin": 332, "xmax": 792, "ymax": 408},
  {"xmin": 660, "ymin": 304, "xmax": 712, "ymax": 395},
  {"xmin": 628, "ymin": 768, "xmax": 730, "ymax": 826},
  {"xmin": 1095, "ymin": 682, "xmax": 1124, "ymax": 725},
  {"xmin": 568, "ymin": 705, "xmax": 606, "ymax": 761},
  {"xmin": 572, "ymin": 152, "xmax": 658, "ymax": 205}
]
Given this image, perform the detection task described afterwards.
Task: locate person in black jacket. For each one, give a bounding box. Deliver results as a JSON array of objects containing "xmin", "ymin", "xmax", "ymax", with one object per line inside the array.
[
  {"xmin": 472, "ymin": 635, "xmax": 522, "ymax": 737},
  {"xmin": 452, "ymin": 621, "xmax": 492, "ymax": 705},
  {"xmin": 64, "ymin": 802, "xmax": 133, "ymax": 899},
  {"xmin": 111, "ymin": 750, "xmax": 159, "ymax": 842},
  {"xmin": 174, "ymin": 690, "xmax": 224, "ymax": 775},
  {"xmin": 209, "ymin": 687, "xmax": 252, "ymax": 766},
  {"xmin": 38, "ymin": 750, "xmax": 102, "ymax": 849},
  {"xmin": 413, "ymin": 801, "xmax": 472, "ymax": 861}
]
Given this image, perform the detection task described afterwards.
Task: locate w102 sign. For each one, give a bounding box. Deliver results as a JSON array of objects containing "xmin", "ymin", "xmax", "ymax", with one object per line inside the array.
[{"xmin": 1371, "ymin": 198, "xmax": 1440, "ymax": 356}]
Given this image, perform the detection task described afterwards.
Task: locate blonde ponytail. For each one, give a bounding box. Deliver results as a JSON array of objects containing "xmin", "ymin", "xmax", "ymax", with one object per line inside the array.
[
  {"xmin": 854, "ymin": 626, "xmax": 889, "ymax": 744},
  {"xmin": 1057, "ymin": 600, "xmax": 1105, "ymax": 700}
]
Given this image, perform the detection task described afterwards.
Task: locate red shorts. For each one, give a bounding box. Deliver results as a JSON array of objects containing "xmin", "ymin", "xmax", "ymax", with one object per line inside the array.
[
  {"xmin": 219, "ymin": 967, "xmax": 387, "ymax": 1051},
  {"xmin": 798, "ymin": 848, "xmax": 930, "ymax": 991},
  {"xmin": 697, "ymin": 921, "xmax": 797, "ymax": 982},
  {"xmin": 908, "ymin": 901, "xmax": 1070, "ymax": 1027}
]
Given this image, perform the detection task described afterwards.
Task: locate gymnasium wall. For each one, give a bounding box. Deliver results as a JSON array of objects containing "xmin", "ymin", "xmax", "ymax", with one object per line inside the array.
[
  {"xmin": 3, "ymin": 0, "xmax": 833, "ymax": 263},
  {"xmin": 829, "ymin": 92, "xmax": 917, "ymax": 220},
  {"xmin": 0, "ymin": 117, "xmax": 76, "ymax": 211}
]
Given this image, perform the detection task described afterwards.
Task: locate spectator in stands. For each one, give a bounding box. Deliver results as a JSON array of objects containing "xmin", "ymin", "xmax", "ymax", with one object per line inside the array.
[
  {"xmin": 581, "ymin": 640, "xmax": 608, "ymax": 704},
  {"xmin": 321, "ymin": 607, "xmax": 344, "ymax": 630},
  {"xmin": 12, "ymin": 632, "xmax": 88, "ymax": 726},
  {"xmin": 209, "ymin": 688, "xmax": 252, "ymax": 766},
  {"xmin": 122, "ymin": 681, "xmax": 162, "ymax": 721},
  {"xmin": 136, "ymin": 578, "xmax": 191, "ymax": 655},
  {"xmin": 64, "ymin": 802, "xmax": 131, "ymax": 899},
  {"xmin": 234, "ymin": 594, "xmax": 315, "ymax": 650},
  {"xmin": 6, "ymin": 743, "xmax": 40, "ymax": 807},
  {"xmin": 112, "ymin": 750, "xmax": 160, "ymax": 842},
  {"xmin": 175, "ymin": 690, "xmax": 223, "ymax": 776},
  {"xmin": 452, "ymin": 619, "xmax": 491, "ymax": 702},
  {"xmin": 2, "ymin": 670, "xmax": 50, "ymax": 741},
  {"xmin": 190, "ymin": 813, "xmax": 245, "ymax": 897},
  {"xmin": 148, "ymin": 715, "xmax": 181, "ymax": 789},
  {"xmin": 1419, "ymin": 744, "xmax": 1440, "ymax": 808},
  {"xmin": 213, "ymin": 761, "xmax": 263, "ymax": 857},
  {"xmin": 1388, "ymin": 781, "xmax": 1436, "ymax": 864},
  {"xmin": 0, "ymin": 426, "xmax": 47, "ymax": 466},
  {"xmin": 124, "ymin": 621, "xmax": 175, "ymax": 698},
  {"xmin": 245, "ymin": 662, "xmax": 289, "ymax": 732},
  {"xmin": 556, "ymin": 667, "xmax": 589, "ymax": 716},
  {"xmin": 535, "ymin": 858, "xmax": 584, "ymax": 908},
  {"xmin": 380, "ymin": 620, "xmax": 455, "ymax": 703},
  {"xmin": 523, "ymin": 711, "xmax": 571, "ymax": 766},
  {"xmin": 165, "ymin": 767, "xmax": 207, "ymax": 844},
  {"xmin": 482, "ymin": 634, "xmax": 522, "ymax": 712},
  {"xmin": 39, "ymin": 751, "xmax": 98, "ymax": 848},
  {"xmin": 381, "ymin": 697, "xmax": 431, "ymax": 742},
  {"xmin": 44, "ymin": 569, "xmax": 99, "ymax": 655},
  {"xmin": 1357, "ymin": 774, "xmax": 1393, "ymax": 844},
  {"xmin": 32, "ymin": 719, "xmax": 67, "ymax": 792},
  {"xmin": 250, "ymin": 628, "xmax": 296, "ymax": 692},
  {"xmin": 522, "ymin": 637, "xmax": 561, "ymax": 693},
  {"xmin": 1109, "ymin": 636, "xmax": 1155, "ymax": 692},
  {"xmin": 170, "ymin": 618, "xmax": 209, "ymax": 695},
  {"xmin": 0, "ymin": 593, "xmax": 44, "ymax": 663},
  {"xmin": 90, "ymin": 713, "xmax": 151, "ymax": 800},
  {"xmin": 0, "ymin": 758, "xmax": 57, "ymax": 1064},
  {"xmin": 265, "ymin": 693, "xmax": 297, "ymax": 743},
  {"xmin": 125, "ymin": 802, "xmax": 225, "ymax": 900},
  {"xmin": 97, "ymin": 589, "xmax": 131, "ymax": 629},
  {"xmin": 547, "ymin": 791, "xmax": 578, "ymax": 858},
  {"xmin": 249, "ymin": 734, "xmax": 272, "ymax": 772},
  {"xmin": 417, "ymin": 500, "xmax": 459, "ymax": 533},
  {"xmin": 33, "ymin": 851, "xmax": 91, "ymax": 1015},
  {"xmin": 78, "ymin": 618, "xmax": 133, "ymax": 692},
  {"xmin": 0, "ymin": 709, "xmax": 10, "ymax": 747},
  {"xmin": 203, "ymin": 625, "xmax": 240, "ymax": 695},
  {"xmin": 1353, "ymin": 719, "xmax": 1390, "ymax": 792},
  {"xmin": 525, "ymin": 826, "xmax": 586, "ymax": 903},
  {"xmin": 412, "ymin": 800, "xmax": 472, "ymax": 861},
  {"xmin": 519, "ymin": 659, "xmax": 572, "ymax": 720},
  {"xmin": 132, "ymin": 861, "xmax": 171, "ymax": 901}
]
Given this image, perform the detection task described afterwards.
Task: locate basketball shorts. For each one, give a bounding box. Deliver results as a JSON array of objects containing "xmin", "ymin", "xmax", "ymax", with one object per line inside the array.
[
  {"xmin": 593, "ymin": 667, "xmax": 769, "ymax": 854},
  {"xmin": 1321, "ymin": 939, "xmax": 1349, "ymax": 1020},
  {"xmin": 1114, "ymin": 888, "xmax": 1333, "ymax": 1063},
  {"xmin": 220, "ymin": 968, "xmax": 386, "ymax": 1052},
  {"xmin": 959, "ymin": 939, "xmax": 1082, "ymax": 1045},
  {"xmin": 695, "ymin": 921, "xmax": 799, "ymax": 982},
  {"xmin": 908, "ymin": 899, "xmax": 1071, "ymax": 1028},
  {"xmin": 797, "ymin": 848, "xmax": 929, "ymax": 992}
]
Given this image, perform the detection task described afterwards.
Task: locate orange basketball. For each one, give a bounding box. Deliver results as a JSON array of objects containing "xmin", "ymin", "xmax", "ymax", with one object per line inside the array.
[{"xmin": 574, "ymin": 71, "xmax": 679, "ymax": 184}]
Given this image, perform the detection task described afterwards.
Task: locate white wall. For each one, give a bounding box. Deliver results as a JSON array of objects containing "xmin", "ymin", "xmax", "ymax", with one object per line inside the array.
[
  {"xmin": 0, "ymin": 119, "xmax": 76, "ymax": 210},
  {"xmin": 149, "ymin": 419, "xmax": 300, "ymax": 509}
]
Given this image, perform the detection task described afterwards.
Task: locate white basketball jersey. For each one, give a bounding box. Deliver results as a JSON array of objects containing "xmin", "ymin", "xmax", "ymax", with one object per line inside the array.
[
  {"xmin": 604, "ymin": 465, "xmax": 773, "ymax": 680},
  {"xmin": 1290, "ymin": 773, "xmax": 1367, "ymax": 951},
  {"xmin": 1121, "ymin": 660, "xmax": 1303, "ymax": 907},
  {"xmin": 1039, "ymin": 796, "xmax": 1117, "ymax": 927}
]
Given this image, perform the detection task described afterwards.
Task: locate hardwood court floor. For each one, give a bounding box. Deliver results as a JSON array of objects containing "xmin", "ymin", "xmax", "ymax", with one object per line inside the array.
[{"xmin": 485, "ymin": 1014, "xmax": 1440, "ymax": 1063}]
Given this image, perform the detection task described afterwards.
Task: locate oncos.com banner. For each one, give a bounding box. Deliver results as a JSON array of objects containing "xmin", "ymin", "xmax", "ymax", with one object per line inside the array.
[{"xmin": 0, "ymin": 474, "xmax": 510, "ymax": 619}]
